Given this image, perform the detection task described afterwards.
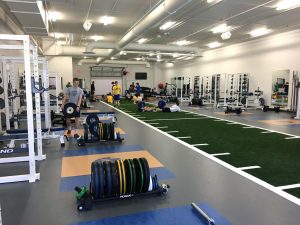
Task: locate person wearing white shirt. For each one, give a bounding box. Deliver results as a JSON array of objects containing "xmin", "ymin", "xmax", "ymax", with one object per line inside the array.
[{"xmin": 162, "ymin": 101, "xmax": 180, "ymax": 112}]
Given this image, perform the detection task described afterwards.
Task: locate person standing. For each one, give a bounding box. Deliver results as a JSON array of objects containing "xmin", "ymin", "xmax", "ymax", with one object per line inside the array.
[
  {"xmin": 91, "ymin": 81, "xmax": 95, "ymax": 95},
  {"xmin": 90, "ymin": 81, "xmax": 96, "ymax": 101},
  {"xmin": 61, "ymin": 77, "xmax": 84, "ymax": 138},
  {"xmin": 135, "ymin": 82, "xmax": 141, "ymax": 94},
  {"xmin": 112, "ymin": 80, "xmax": 121, "ymax": 107},
  {"xmin": 129, "ymin": 82, "xmax": 135, "ymax": 93}
]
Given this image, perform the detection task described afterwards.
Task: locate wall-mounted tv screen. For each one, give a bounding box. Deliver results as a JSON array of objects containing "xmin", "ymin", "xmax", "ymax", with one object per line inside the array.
[{"xmin": 135, "ymin": 72, "xmax": 147, "ymax": 80}]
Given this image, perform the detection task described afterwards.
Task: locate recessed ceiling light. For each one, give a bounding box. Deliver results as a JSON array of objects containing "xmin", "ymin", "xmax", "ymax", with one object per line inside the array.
[
  {"xmin": 149, "ymin": 52, "xmax": 154, "ymax": 56},
  {"xmin": 100, "ymin": 16, "xmax": 114, "ymax": 26},
  {"xmin": 221, "ymin": 31, "xmax": 231, "ymax": 40},
  {"xmin": 110, "ymin": 57, "xmax": 116, "ymax": 60},
  {"xmin": 250, "ymin": 27, "xmax": 271, "ymax": 37},
  {"xmin": 137, "ymin": 38, "xmax": 147, "ymax": 44},
  {"xmin": 211, "ymin": 23, "xmax": 230, "ymax": 34},
  {"xmin": 84, "ymin": 56, "xmax": 87, "ymax": 59},
  {"xmin": 120, "ymin": 51, "xmax": 127, "ymax": 55},
  {"xmin": 176, "ymin": 40, "xmax": 191, "ymax": 46},
  {"xmin": 48, "ymin": 11, "xmax": 62, "ymax": 22},
  {"xmin": 90, "ymin": 35, "xmax": 103, "ymax": 41},
  {"xmin": 160, "ymin": 21, "xmax": 176, "ymax": 30},
  {"xmin": 276, "ymin": 0, "xmax": 300, "ymax": 10},
  {"xmin": 136, "ymin": 57, "xmax": 141, "ymax": 61},
  {"xmin": 173, "ymin": 53, "xmax": 179, "ymax": 58},
  {"xmin": 207, "ymin": 42, "xmax": 222, "ymax": 48}
]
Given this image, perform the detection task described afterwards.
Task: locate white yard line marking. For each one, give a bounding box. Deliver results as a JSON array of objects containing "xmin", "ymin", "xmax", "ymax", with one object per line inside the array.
[
  {"xmin": 242, "ymin": 127, "xmax": 256, "ymax": 129},
  {"xmin": 102, "ymin": 102, "xmax": 300, "ymax": 206},
  {"xmin": 277, "ymin": 183, "xmax": 300, "ymax": 190},
  {"xmin": 192, "ymin": 143, "xmax": 209, "ymax": 146},
  {"xmin": 238, "ymin": 166, "xmax": 261, "ymax": 170},
  {"xmin": 143, "ymin": 118, "xmax": 208, "ymax": 122},
  {"xmin": 155, "ymin": 126, "xmax": 168, "ymax": 129},
  {"xmin": 176, "ymin": 136, "xmax": 192, "ymax": 139},
  {"xmin": 148, "ymin": 123, "xmax": 159, "ymax": 125},
  {"xmin": 166, "ymin": 131, "xmax": 179, "ymax": 133},
  {"xmin": 261, "ymin": 131, "xmax": 273, "ymax": 133},
  {"xmin": 135, "ymin": 116, "xmax": 146, "ymax": 119},
  {"xmin": 285, "ymin": 137, "xmax": 300, "ymax": 139},
  {"xmin": 181, "ymin": 109, "xmax": 299, "ymax": 139},
  {"xmin": 211, "ymin": 152, "xmax": 231, "ymax": 156}
]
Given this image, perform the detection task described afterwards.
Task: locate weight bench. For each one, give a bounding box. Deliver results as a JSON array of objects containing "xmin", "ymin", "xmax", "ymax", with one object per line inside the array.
[
  {"xmin": 6, "ymin": 127, "xmax": 64, "ymax": 134},
  {"xmin": 3, "ymin": 127, "xmax": 65, "ymax": 147}
]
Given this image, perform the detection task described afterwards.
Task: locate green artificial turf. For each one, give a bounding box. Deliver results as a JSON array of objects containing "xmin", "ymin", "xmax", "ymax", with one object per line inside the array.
[
  {"xmin": 285, "ymin": 188, "xmax": 300, "ymax": 199},
  {"xmin": 116, "ymin": 101, "xmax": 300, "ymax": 199}
]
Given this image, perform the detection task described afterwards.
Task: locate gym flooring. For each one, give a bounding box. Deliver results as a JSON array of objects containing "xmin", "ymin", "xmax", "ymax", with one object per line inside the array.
[{"xmin": 0, "ymin": 101, "xmax": 299, "ymax": 225}]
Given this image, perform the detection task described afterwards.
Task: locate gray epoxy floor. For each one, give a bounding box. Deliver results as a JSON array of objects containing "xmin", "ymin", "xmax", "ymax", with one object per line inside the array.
[
  {"xmin": 181, "ymin": 104, "xmax": 300, "ymax": 136},
  {"xmin": 0, "ymin": 102, "xmax": 299, "ymax": 225}
]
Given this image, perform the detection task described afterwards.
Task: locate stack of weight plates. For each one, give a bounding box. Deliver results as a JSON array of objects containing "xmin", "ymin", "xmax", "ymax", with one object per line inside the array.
[{"xmin": 90, "ymin": 158, "xmax": 159, "ymax": 199}]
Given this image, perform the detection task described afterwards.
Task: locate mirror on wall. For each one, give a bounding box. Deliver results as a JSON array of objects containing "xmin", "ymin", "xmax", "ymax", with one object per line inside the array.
[{"xmin": 271, "ymin": 70, "xmax": 290, "ymax": 107}]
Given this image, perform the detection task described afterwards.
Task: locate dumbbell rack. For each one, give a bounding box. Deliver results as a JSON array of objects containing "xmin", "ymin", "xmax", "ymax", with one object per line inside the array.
[{"xmin": 76, "ymin": 183, "xmax": 170, "ymax": 211}]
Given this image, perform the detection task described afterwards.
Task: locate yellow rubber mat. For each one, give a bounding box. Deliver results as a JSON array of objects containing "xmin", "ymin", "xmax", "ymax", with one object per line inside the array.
[{"xmin": 61, "ymin": 150, "xmax": 164, "ymax": 177}]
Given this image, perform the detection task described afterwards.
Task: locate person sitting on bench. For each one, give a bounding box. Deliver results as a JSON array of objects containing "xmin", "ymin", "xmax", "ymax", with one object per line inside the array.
[{"xmin": 61, "ymin": 77, "xmax": 83, "ymax": 138}]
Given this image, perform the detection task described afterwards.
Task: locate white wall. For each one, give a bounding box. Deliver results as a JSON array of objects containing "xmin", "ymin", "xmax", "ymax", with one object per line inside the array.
[
  {"xmin": 48, "ymin": 56, "xmax": 73, "ymax": 88},
  {"xmin": 72, "ymin": 62, "xmax": 157, "ymax": 94},
  {"xmin": 123, "ymin": 63, "xmax": 155, "ymax": 91},
  {"xmin": 158, "ymin": 29, "xmax": 300, "ymax": 106}
]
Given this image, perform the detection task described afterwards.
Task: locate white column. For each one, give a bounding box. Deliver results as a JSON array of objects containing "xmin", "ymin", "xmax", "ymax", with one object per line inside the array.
[
  {"xmin": 33, "ymin": 46, "xmax": 44, "ymax": 160},
  {"xmin": 2, "ymin": 60, "xmax": 10, "ymax": 130},
  {"xmin": 10, "ymin": 63, "xmax": 19, "ymax": 129},
  {"xmin": 42, "ymin": 59, "xmax": 50, "ymax": 128},
  {"xmin": 23, "ymin": 36, "xmax": 37, "ymax": 182},
  {"xmin": 55, "ymin": 73, "xmax": 60, "ymax": 113}
]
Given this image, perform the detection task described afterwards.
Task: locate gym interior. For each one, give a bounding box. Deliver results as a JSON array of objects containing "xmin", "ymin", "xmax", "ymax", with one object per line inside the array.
[{"xmin": 0, "ymin": 0, "xmax": 300, "ymax": 225}]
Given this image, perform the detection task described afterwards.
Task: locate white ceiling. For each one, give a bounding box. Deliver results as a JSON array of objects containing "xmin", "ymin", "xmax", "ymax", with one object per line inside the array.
[{"xmin": 1, "ymin": 0, "xmax": 300, "ymax": 62}]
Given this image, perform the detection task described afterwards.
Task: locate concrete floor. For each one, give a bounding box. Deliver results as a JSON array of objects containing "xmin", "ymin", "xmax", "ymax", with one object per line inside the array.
[{"xmin": 0, "ymin": 102, "xmax": 299, "ymax": 225}]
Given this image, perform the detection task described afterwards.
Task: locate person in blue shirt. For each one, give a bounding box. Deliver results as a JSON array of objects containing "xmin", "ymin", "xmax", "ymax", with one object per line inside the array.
[
  {"xmin": 137, "ymin": 99, "xmax": 145, "ymax": 112},
  {"xmin": 157, "ymin": 98, "xmax": 166, "ymax": 109},
  {"xmin": 135, "ymin": 82, "xmax": 141, "ymax": 94}
]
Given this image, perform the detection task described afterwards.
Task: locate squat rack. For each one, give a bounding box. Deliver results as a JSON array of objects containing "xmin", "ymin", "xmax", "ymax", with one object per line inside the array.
[{"xmin": 0, "ymin": 34, "xmax": 40, "ymax": 183}]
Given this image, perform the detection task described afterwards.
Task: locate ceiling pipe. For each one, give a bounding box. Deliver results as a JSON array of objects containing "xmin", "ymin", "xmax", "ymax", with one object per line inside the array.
[
  {"xmin": 44, "ymin": 46, "xmax": 111, "ymax": 57},
  {"xmin": 117, "ymin": 0, "xmax": 193, "ymax": 49},
  {"xmin": 77, "ymin": 59, "xmax": 150, "ymax": 67},
  {"xmin": 125, "ymin": 43, "xmax": 201, "ymax": 55},
  {"xmin": 85, "ymin": 42, "xmax": 201, "ymax": 56},
  {"xmin": 83, "ymin": 42, "xmax": 117, "ymax": 54},
  {"xmin": 84, "ymin": 0, "xmax": 195, "ymax": 63}
]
